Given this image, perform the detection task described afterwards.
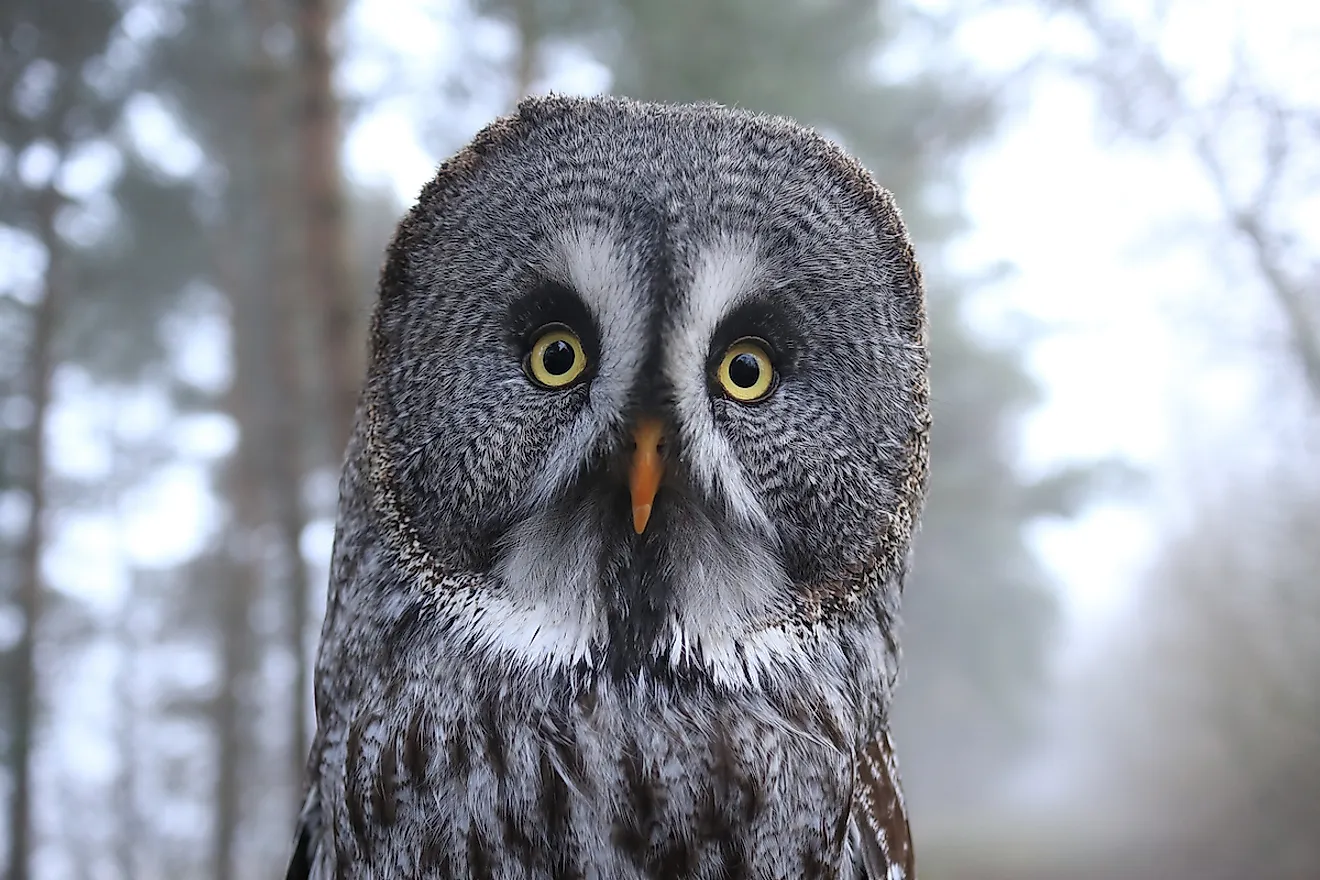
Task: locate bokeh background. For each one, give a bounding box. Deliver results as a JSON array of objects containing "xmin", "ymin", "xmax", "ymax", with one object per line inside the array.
[{"xmin": 1, "ymin": 0, "xmax": 1317, "ymax": 877}]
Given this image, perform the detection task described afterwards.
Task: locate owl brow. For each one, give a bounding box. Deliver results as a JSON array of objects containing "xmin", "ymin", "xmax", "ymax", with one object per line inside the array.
[
  {"xmin": 505, "ymin": 279, "xmax": 601, "ymax": 354},
  {"xmin": 706, "ymin": 297, "xmax": 803, "ymax": 367}
]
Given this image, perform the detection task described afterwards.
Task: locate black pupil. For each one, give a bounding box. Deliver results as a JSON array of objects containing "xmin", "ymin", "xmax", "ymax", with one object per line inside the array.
[
  {"xmin": 728, "ymin": 352, "xmax": 762, "ymax": 388},
  {"xmin": 542, "ymin": 339, "xmax": 576, "ymax": 376}
]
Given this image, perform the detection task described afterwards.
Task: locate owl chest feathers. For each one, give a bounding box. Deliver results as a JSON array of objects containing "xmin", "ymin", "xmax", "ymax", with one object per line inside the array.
[
  {"xmin": 318, "ymin": 635, "xmax": 876, "ymax": 880},
  {"xmin": 309, "ymin": 486, "xmax": 901, "ymax": 879}
]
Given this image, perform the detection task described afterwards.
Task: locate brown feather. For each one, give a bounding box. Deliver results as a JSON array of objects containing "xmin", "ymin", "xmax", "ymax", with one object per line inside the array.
[{"xmin": 853, "ymin": 729, "xmax": 915, "ymax": 879}]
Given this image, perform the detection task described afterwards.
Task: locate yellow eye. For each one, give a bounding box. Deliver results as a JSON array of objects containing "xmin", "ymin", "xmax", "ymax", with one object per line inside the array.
[
  {"xmin": 527, "ymin": 325, "xmax": 588, "ymax": 388},
  {"xmin": 717, "ymin": 338, "xmax": 776, "ymax": 402}
]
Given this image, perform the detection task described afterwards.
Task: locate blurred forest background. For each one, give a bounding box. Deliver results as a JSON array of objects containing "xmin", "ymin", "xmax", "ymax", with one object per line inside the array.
[{"xmin": 0, "ymin": 0, "xmax": 1316, "ymax": 877}]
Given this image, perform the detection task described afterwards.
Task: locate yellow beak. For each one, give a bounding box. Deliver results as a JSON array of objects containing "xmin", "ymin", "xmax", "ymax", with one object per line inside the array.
[{"xmin": 629, "ymin": 419, "xmax": 665, "ymax": 534}]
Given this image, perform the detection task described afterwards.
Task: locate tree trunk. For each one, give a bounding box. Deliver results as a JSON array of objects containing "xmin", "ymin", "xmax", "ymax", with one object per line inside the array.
[
  {"xmin": 212, "ymin": 544, "xmax": 256, "ymax": 880},
  {"xmin": 7, "ymin": 186, "xmax": 63, "ymax": 880},
  {"xmin": 247, "ymin": 0, "xmax": 317, "ymax": 825},
  {"xmin": 7, "ymin": 185, "xmax": 64, "ymax": 880},
  {"xmin": 206, "ymin": 202, "xmax": 263, "ymax": 880},
  {"xmin": 297, "ymin": 0, "xmax": 362, "ymax": 458},
  {"xmin": 112, "ymin": 569, "xmax": 141, "ymax": 878},
  {"xmin": 511, "ymin": 0, "xmax": 540, "ymax": 101}
]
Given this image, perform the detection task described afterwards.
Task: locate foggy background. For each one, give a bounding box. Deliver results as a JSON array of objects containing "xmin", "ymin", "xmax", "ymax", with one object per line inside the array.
[{"xmin": 1, "ymin": 0, "xmax": 1317, "ymax": 877}]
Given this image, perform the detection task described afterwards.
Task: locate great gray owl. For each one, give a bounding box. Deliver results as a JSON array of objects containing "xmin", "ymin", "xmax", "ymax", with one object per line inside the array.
[{"xmin": 287, "ymin": 94, "xmax": 930, "ymax": 880}]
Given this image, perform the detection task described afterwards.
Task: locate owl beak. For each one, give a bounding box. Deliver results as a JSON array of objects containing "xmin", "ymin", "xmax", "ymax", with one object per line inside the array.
[{"xmin": 629, "ymin": 418, "xmax": 665, "ymax": 534}]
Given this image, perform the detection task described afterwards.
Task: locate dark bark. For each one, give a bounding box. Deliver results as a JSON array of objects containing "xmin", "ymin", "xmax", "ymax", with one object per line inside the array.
[
  {"xmin": 209, "ymin": 215, "xmax": 261, "ymax": 880},
  {"xmin": 511, "ymin": 0, "xmax": 540, "ymax": 101},
  {"xmin": 243, "ymin": 0, "xmax": 318, "ymax": 830},
  {"xmin": 212, "ymin": 547, "xmax": 256, "ymax": 880},
  {"xmin": 298, "ymin": 0, "xmax": 362, "ymax": 458},
  {"xmin": 7, "ymin": 185, "xmax": 64, "ymax": 880},
  {"xmin": 112, "ymin": 561, "xmax": 141, "ymax": 878}
]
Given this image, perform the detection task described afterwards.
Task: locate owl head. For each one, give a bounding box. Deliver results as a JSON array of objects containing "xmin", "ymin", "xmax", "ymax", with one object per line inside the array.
[{"xmin": 354, "ymin": 95, "xmax": 929, "ymax": 688}]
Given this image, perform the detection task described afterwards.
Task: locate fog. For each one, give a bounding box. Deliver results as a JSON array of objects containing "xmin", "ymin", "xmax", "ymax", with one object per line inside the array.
[{"xmin": 1, "ymin": 0, "xmax": 1317, "ymax": 877}]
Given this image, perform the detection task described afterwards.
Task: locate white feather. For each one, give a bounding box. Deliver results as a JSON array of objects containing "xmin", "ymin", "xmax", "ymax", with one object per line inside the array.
[
  {"xmin": 666, "ymin": 235, "xmax": 777, "ymax": 538},
  {"xmin": 525, "ymin": 225, "xmax": 648, "ymax": 508}
]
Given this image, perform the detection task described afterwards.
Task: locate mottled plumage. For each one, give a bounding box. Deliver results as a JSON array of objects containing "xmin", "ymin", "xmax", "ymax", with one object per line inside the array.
[{"xmin": 289, "ymin": 94, "xmax": 929, "ymax": 880}]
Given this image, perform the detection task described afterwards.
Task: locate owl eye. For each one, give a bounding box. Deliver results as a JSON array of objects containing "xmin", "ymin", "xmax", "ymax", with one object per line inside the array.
[
  {"xmin": 717, "ymin": 338, "xmax": 776, "ymax": 403},
  {"xmin": 526, "ymin": 324, "xmax": 588, "ymax": 388}
]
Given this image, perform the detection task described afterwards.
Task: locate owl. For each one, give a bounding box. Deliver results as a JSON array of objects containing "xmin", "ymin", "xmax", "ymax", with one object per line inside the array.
[{"xmin": 286, "ymin": 94, "xmax": 929, "ymax": 880}]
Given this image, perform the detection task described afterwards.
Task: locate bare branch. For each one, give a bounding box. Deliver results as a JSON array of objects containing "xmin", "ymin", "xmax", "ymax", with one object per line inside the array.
[{"xmin": 1058, "ymin": 0, "xmax": 1320, "ymax": 406}]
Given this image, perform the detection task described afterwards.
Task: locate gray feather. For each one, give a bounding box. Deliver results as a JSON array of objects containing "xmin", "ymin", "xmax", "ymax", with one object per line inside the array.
[{"xmin": 291, "ymin": 94, "xmax": 929, "ymax": 880}]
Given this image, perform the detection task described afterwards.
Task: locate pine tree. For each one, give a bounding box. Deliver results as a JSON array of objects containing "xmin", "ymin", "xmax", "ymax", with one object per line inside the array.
[{"xmin": 0, "ymin": 1, "xmax": 141, "ymax": 872}]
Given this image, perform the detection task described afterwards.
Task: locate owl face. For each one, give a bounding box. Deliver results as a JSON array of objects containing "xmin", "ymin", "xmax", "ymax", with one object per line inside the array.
[{"xmin": 365, "ymin": 97, "xmax": 927, "ymax": 685}]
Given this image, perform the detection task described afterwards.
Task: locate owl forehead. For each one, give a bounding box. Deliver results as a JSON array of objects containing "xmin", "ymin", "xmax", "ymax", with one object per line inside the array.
[
  {"xmin": 544, "ymin": 224, "xmax": 763, "ymax": 370},
  {"xmin": 386, "ymin": 100, "xmax": 915, "ymax": 453},
  {"xmin": 511, "ymin": 140, "xmax": 878, "ymax": 363},
  {"xmin": 409, "ymin": 102, "xmax": 892, "ymax": 351}
]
